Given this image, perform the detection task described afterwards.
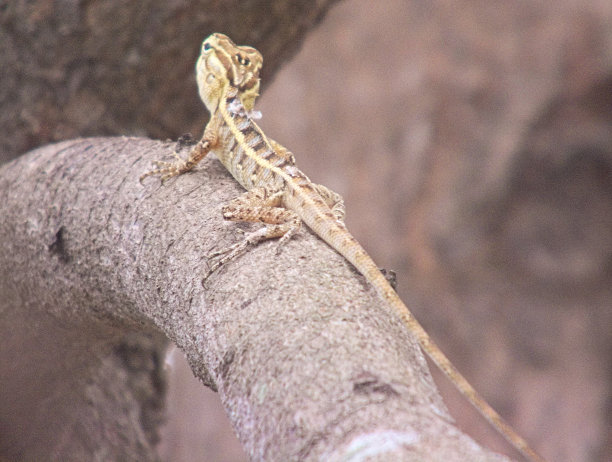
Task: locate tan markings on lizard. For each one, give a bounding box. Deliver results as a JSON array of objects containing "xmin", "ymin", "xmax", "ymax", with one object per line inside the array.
[{"xmin": 140, "ymin": 33, "xmax": 546, "ymax": 462}]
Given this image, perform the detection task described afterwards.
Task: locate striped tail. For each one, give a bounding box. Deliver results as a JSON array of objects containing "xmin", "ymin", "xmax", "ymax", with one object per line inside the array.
[{"xmin": 307, "ymin": 212, "xmax": 545, "ymax": 462}]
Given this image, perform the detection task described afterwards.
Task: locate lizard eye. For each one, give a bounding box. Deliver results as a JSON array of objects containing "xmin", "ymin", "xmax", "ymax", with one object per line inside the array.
[
  {"xmin": 203, "ymin": 43, "xmax": 211, "ymax": 51},
  {"xmin": 236, "ymin": 54, "xmax": 250, "ymax": 66}
]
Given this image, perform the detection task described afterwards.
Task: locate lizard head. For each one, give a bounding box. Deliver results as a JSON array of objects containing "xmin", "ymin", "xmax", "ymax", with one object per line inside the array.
[{"xmin": 196, "ymin": 33, "xmax": 263, "ymax": 113}]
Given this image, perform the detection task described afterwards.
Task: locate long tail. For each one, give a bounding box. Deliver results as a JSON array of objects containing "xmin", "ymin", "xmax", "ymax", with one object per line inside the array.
[{"xmin": 317, "ymin": 220, "xmax": 546, "ymax": 462}]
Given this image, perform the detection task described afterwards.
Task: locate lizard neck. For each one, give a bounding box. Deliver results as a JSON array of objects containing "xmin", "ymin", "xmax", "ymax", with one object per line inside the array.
[{"xmin": 215, "ymin": 88, "xmax": 293, "ymax": 191}]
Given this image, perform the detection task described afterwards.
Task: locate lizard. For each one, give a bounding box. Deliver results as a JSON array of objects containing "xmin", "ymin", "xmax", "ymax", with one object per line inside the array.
[{"xmin": 140, "ymin": 33, "xmax": 546, "ymax": 462}]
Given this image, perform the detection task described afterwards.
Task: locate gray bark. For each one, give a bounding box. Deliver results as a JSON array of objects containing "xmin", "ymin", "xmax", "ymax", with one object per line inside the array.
[{"xmin": 0, "ymin": 137, "xmax": 511, "ymax": 461}]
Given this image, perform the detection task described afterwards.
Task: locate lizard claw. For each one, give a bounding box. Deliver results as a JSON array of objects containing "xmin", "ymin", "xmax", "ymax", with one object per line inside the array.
[
  {"xmin": 139, "ymin": 156, "xmax": 189, "ymax": 183},
  {"xmin": 203, "ymin": 227, "xmax": 271, "ymax": 279}
]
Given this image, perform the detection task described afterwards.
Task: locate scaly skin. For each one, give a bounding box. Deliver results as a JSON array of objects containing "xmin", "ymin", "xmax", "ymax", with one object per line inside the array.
[{"xmin": 141, "ymin": 33, "xmax": 546, "ymax": 462}]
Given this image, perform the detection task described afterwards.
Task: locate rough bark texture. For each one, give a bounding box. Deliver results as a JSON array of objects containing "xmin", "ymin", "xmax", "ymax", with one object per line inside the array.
[{"xmin": 0, "ymin": 137, "xmax": 509, "ymax": 461}]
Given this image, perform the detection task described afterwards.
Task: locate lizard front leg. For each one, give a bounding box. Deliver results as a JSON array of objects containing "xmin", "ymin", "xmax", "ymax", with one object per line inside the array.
[
  {"xmin": 139, "ymin": 119, "xmax": 220, "ymax": 183},
  {"xmin": 205, "ymin": 187, "xmax": 301, "ymax": 276}
]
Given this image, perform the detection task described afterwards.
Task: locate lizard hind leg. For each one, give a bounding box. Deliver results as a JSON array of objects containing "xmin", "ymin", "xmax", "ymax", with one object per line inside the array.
[
  {"xmin": 205, "ymin": 187, "xmax": 300, "ymax": 277},
  {"xmin": 314, "ymin": 183, "xmax": 345, "ymax": 221}
]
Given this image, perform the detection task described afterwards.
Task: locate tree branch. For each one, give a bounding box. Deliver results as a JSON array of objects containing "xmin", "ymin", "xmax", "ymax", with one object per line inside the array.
[{"xmin": 0, "ymin": 137, "xmax": 511, "ymax": 460}]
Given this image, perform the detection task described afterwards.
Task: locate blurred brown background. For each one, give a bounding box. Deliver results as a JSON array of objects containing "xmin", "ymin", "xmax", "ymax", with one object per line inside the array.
[{"xmin": 2, "ymin": 0, "xmax": 610, "ymax": 461}]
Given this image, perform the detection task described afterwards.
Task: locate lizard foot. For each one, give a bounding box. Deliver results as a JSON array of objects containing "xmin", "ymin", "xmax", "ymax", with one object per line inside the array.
[
  {"xmin": 139, "ymin": 152, "xmax": 189, "ymax": 183},
  {"xmin": 203, "ymin": 227, "xmax": 271, "ymax": 280}
]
